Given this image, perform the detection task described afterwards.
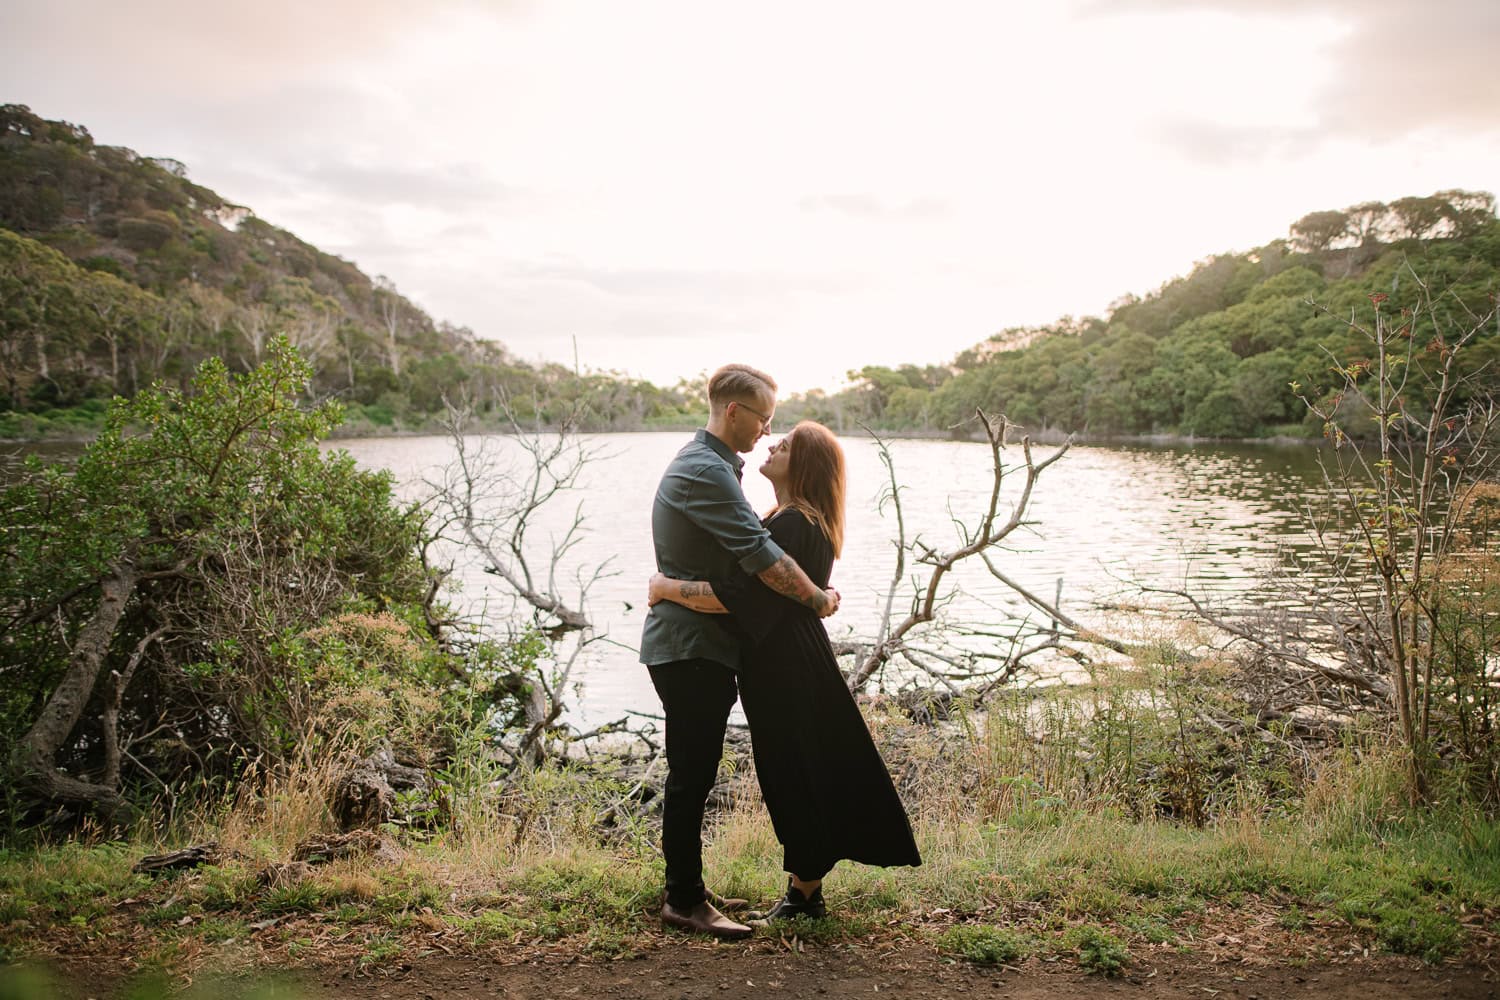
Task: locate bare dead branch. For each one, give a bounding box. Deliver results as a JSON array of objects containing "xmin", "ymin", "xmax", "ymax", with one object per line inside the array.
[{"xmin": 849, "ymin": 409, "xmax": 1121, "ymax": 697}]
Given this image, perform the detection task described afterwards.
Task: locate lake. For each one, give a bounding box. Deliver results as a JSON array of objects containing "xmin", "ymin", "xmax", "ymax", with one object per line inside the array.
[{"xmin": 332, "ymin": 432, "xmax": 1329, "ymax": 727}]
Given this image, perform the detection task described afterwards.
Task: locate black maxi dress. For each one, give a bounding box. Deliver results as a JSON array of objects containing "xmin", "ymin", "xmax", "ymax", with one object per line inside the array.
[{"xmin": 716, "ymin": 508, "xmax": 921, "ymax": 880}]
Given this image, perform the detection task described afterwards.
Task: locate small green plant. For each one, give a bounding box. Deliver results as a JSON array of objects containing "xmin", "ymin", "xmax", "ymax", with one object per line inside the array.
[
  {"xmin": 753, "ymin": 911, "xmax": 876, "ymax": 944},
  {"xmin": 1373, "ymin": 906, "xmax": 1465, "ymax": 963},
  {"xmin": 937, "ymin": 924, "xmax": 1030, "ymax": 965},
  {"xmin": 194, "ymin": 916, "xmax": 248, "ymax": 944},
  {"xmin": 1069, "ymin": 924, "xmax": 1130, "ymax": 976},
  {"xmin": 332, "ymin": 904, "xmax": 364, "ymax": 925},
  {"xmin": 451, "ymin": 909, "xmax": 528, "ymax": 943},
  {"xmin": 356, "ymin": 933, "xmax": 403, "ymax": 970},
  {"xmin": 0, "ymin": 894, "xmax": 29, "ymax": 923},
  {"xmin": 196, "ymin": 866, "xmax": 259, "ymax": 911},
  {"xmin": 139, "ymin": 900, "xmax": 192, "ymax": 927},
  {"xmin": 583, "ymin": 924, "xmax": 643, "ymax": 959},
  {"xmin": 261, "ymin": 882, "xmax": 322, "ymax": 915},
  {"xmin": 1122, "ymin": 913, "xmax": 1175, "ymax": 944}
]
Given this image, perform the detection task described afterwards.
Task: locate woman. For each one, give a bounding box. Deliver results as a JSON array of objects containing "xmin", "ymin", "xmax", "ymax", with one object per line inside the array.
[{"xmin": 648, "ymin": 420, "xmax": 921, "ymax": 921}]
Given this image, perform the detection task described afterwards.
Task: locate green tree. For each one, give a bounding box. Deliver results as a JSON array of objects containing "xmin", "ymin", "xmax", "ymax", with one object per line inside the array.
[
  {"xmin": 1, "ymin": 340, "xmax": 437, "ymax": 822},
  {"xmin": 1435, "ymin": 189, "xmax": 1497, "ymax": 238},
  {"xmin": 1153, "ymin": 328, "xmax": 1239, "ymax": 434},
  {"xmin": 1389, "ymin": 195, "xmax": 1449, "ymax": 240},
  {"xmin": 1229, "ymin": 349, "xmax": 1300, "ymax": 431},
  {"xmin": 1085, "ymin": 330, "xmax": 1158, "ymax": 433},
  {"xmin": 1289, "ymin": 209, "xmax": 1351, "ymax": 252}
]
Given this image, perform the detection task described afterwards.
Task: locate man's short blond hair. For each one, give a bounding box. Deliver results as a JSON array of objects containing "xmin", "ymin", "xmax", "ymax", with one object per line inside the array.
[{"xmin": 707, "ymin": 364, "xmax": 777, "ymax": 413}]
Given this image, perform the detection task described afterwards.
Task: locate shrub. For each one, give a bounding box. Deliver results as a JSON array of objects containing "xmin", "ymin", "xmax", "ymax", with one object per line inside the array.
[{"xmin": 0, "ymin": 341, "xmax": 511, "ymax": 830}]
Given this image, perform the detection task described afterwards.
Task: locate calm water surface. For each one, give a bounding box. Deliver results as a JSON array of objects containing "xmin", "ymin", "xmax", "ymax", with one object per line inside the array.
[
  {"xmin": 333, "ymin": 433, "xmax": 1328, "ymax": 725},
  {"xmin": 3, "ymin": 433, "xmax": 1328, "ymax": 724}
]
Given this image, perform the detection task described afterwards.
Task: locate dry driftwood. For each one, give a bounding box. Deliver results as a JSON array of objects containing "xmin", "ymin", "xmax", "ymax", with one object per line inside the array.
[
  {"xmin": 131, "ymin": 841, "xmax": 231, "ymax": 875},
  {"xmin": 330, "ymin": 749, "xmax": 441, "ymax": 831},
  {"xmin": 292, "ymin": 829, "xmax": 403, "ymax": 866}
]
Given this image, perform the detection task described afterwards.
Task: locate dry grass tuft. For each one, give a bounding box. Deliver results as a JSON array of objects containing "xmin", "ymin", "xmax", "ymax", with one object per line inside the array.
[{"xmin": 208, "ymin": 757, "xmax": 344, "ymax": 861}]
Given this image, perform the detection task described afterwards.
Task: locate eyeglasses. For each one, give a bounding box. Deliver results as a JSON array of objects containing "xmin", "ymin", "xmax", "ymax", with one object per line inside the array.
[{"xmin": 734, "ymin": 401, "xmax": 773, "ymax": 432}]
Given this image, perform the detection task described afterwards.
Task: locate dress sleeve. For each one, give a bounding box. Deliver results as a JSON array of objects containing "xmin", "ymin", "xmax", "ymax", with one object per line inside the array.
[{"xmin": 712, "ymin": 512, "xmax": 815, "ymax": 646}]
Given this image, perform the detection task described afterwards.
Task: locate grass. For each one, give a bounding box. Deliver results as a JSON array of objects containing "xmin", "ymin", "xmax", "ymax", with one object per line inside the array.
[{"xmin": 1, "ymin": 694, "xmax": 1496, "ymax": 987}]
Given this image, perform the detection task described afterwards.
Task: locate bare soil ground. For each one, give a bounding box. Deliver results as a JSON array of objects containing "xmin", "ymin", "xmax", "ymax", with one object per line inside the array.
[
  {"xmin": 33, "ymin": 940, "xmax": 1500, "ymax": 1000},
  {"xmin": 293, "ymin": 948, "xmax": 1500, "ymax": 1000}
]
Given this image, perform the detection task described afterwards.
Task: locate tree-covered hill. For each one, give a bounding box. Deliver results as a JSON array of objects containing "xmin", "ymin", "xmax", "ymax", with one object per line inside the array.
[
  {"xmin": 789, "ymin": 191, "xmax": 1499, "ymax": 440},
  {"xmin": 4, "ymin": 103, "xmax": 1496, "ymax": 442},
  {"xmin": 0, "ymin": 104, "xmax": 697, "ymax": 435}
]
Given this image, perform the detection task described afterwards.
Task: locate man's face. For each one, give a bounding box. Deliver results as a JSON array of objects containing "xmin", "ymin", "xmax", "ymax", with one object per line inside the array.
[{"xmin": 727, "ymin": 392, "xmax": 775, "ymax": 453}]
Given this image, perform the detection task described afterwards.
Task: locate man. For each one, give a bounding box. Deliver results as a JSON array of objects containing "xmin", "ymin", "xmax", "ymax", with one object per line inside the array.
[{"xmin": 641, "ymin": 363, "xmax": 839, "ymax": 940}]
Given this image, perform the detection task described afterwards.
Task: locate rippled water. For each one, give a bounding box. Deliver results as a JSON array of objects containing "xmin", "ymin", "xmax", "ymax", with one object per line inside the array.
[
  {"xmin": 333, "ymin": 433, "xmax": 1330, "ymax": 725},
  {"xmin": 2, "ymin": 431, "xmax": 1331, "ymax": 723}
]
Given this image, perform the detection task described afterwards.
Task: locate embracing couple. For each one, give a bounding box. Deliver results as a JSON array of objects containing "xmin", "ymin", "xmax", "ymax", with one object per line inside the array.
[{"xmin": 640, "ymin": 363, "xmax": 921, "ymax": 940}]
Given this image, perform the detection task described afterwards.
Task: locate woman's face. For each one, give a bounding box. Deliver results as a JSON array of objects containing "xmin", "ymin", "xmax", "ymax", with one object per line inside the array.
[{"xmin": 759, "ymin": 435, "xmax": 792, "ymax": 484}]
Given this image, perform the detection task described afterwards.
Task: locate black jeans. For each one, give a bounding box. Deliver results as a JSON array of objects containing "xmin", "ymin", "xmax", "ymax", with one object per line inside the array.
[{"xmin": 647, "ymin": 658, "xmax": 738, "ymax": 910}]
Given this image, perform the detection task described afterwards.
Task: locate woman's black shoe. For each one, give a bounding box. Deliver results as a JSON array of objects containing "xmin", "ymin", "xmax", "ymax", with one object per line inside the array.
[{"xmin": 747, "ymin": 882, "xmax": 827, "ymax": 923}]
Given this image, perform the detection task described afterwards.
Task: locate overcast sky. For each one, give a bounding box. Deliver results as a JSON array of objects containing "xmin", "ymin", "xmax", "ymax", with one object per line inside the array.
[{"xmin": 4, "ymin": 0, "xmax": 1498, "ymax": 394}]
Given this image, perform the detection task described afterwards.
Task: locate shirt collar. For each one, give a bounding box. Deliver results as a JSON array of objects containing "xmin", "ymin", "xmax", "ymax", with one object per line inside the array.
[{"xmin": 696, "ymin": 427, "xmax": 744, "ymax": 473}]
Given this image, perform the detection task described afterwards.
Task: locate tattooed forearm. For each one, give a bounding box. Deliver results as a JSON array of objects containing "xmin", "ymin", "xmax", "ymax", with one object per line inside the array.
[
  {"xmin": 757, "ymin": 554, "xmax": 828, "ymax": 613},
  {"xmin": 668, "ymin": 578, "xmax": 728, "ymax": 613}
]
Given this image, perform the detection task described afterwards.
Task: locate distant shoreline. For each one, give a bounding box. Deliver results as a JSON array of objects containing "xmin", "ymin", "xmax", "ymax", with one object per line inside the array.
[{"xmin": 2, "ymin": 423, "xmax": 1321, "ymax": 450}]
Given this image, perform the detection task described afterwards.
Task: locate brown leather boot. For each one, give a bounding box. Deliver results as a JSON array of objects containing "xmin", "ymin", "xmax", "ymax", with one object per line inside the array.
[
  {"xmin": 661, "ymin": 900, "xmax": 753, "ymax": 940},
  {"xmin": 706, "ymin": 888, "xmax": 750, "ymax": 912}
]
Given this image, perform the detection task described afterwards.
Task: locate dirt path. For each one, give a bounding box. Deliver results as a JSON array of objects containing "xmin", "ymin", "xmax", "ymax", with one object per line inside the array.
[
  {"xmin": 289, "ymin": 947, "xmax": 1494, "ymax": 1000},
  {"xmin": 30, "ymin": 942, "xmax": 1491, "ymax": 1000}
]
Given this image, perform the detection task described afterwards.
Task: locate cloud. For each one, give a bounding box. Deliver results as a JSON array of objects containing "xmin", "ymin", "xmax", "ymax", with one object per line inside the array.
[
  {"xmin": 3, "ymin": 1, "xmax": 518, "ymax": 91},
  {"xmin": 6, "ymin": 0, "xmax": 1494, "ymax": 393},
  {"xmin": 388, "ymin": 257, "xmax": 874, "ymax": 382},
  {"xmin": 1091, "ymin": 0, "xmax": 1500, "ymax": 143},
  {"xmin": 1149, "ymin": 121, "xmax": 1327, "ymax": 166},
  {"xmin": 504, "ymin": 261, "xmax": 858, "ymax": 303},
  {"xmin": 299, "ymin": 162, "xmax": 518, "ymax": 213}
]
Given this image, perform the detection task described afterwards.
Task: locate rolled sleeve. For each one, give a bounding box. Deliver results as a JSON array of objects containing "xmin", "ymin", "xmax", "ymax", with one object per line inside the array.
[
  {"xmin": 738, "ymin": 536, "xmax": 785, "ymax": 575},
  {"xmin": 682, "ymin": 464, "xmax": 786, "ymax": 574}
]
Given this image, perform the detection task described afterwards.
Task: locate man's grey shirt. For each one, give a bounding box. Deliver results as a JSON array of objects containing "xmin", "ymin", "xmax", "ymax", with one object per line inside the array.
[{"xmin": 640, "ymin": 429, "xmax": 786, "ymax": 669}]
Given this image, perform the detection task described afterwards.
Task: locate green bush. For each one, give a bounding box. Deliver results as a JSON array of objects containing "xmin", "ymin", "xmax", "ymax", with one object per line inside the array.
[{"xmin": 0, "ymin": 342, "xmax": 518, "ymax": 831}]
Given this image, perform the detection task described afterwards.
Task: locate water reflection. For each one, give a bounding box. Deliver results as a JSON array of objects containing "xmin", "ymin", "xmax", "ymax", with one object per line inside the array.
[{"xmin": 334, "ymin": 433, "xmax": 1334, "ymax": 723}]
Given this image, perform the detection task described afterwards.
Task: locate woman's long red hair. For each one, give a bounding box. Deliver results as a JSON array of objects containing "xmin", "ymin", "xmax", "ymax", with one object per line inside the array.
[{"xmin": 770, "ymin": 421, "xmax": 845, "ymax": 558}]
